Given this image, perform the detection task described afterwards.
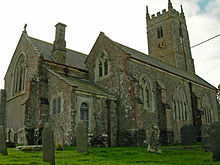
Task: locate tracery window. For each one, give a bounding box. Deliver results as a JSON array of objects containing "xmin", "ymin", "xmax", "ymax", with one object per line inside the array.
[
  {"xmin": 173, "ymin": 85, "xmax": 187, "ymax": 121},
  {"xmin": 13, "ymin": 54, "xmax": 26, "ymax": 95},
  {"xmin": 140, "ymin": 76, "xmax": 151, "ymax": 109},
  {"xmin": 51, "ymin": 96, "xmax": 62, "ymax": 115},
  {"xmin": 96, "ymin": 51, "xmax": 109, "ymax": 79},
  {"xmin": 202, "ymin": 95, "xmax": 213, "ymax": 124},
  {"xmin": 80, "ymin": 102, "xmax": 89, "ymax": 131}
]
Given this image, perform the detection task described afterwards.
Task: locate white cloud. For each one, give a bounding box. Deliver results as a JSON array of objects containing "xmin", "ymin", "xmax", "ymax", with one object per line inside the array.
[{"xmin": 0, "ymin": 0, "xmax": 219, "ymax": 88}]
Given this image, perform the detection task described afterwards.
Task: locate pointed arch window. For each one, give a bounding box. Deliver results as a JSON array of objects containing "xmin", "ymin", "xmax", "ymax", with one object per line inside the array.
[
  {"xmin": 96, "ymin": 51, "xmax": 109, "ymax": 80},
  {"xmin": 173, "ymin": 85, "xmax": 187, "ymax": 121},
  {"xmin": 140, "ymin": 76, "xmax": 151, "ymax": 109},
  {"xmin": 51, "ymin": 95, "xmax": 62, "ymax": 115},
  {"xmin": 13, "ymin": 54, "xmax": 26, "ymax": 95},
  {"xmin": 202, "ymin": 95, "xmax": 213, "ymax": 124},
  {"xmin": 80, "ymin": 102, "xmax": 89, "ymax": 131},
  {"xmin": 99, "ymin": 61, "xmax": 103, "ymax": 77},
  {"xmin": 157, "ymin": 26, "xmax": 163, "ymax": 38}
]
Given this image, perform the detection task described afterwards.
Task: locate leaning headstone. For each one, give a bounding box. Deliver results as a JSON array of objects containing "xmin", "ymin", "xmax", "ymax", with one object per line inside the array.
[
  {"xmin": 201, "ymin": 124, "xmax": 211, "ymax": 151},
  {"xmin": 42, "ymin": 123, "xmax": 55, "ymax": 164},
  {"xmin": 75, "ymin": 120, "xmax": 88, "ymax": 153},
  {"xmin": 180, "ymin": 125, "xmax": 196, "ymax": 146},
  {"xmin": 210, "ymin": 129, "xmax": 220, "ymax": 161},
  {"xmin": 55, "ymin": 127, "xmax": 64, "ymax": 150},
  {"xmin": 0, "ymin": 125, "xmax": 7, "ymax": 155},
  {"xmin": 146, "ymin": 124, "xmax": 161, "ymax": 153}
]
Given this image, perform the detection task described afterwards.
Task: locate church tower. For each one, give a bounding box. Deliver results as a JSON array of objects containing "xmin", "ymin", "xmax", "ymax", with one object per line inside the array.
[{"xmin": 146, "ymin": 1, "xmax": 195, "ymax": 73}]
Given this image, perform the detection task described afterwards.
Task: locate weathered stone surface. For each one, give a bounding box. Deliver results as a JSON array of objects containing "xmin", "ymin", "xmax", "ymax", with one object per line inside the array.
[
  {"xmin": 76, "ymin": 120, "xmax": 88, "ymax": 153},
  {"xmin": 16, "ymin": 145, "xmax": 42, "ymax": 151},
  {"xmin": 210, "ymin": 129, "xmax": 220, "ymax": 161},
  {"xmin": 0, "ymin": 125, "xmax": 7, "ymax": 155},
  {"xmin": 17, "ymin": 128, "xmax": 27, "ymax": 145},
  {"xmin": 55, "ymin": 127, "xmax": 64, "ymax": 150},
  {"xmin": 180, "ymin": 125, "xmax": 196, "ymax": 146},
  {"xmin": 209, "ymin": 121, "xmax": 220, "ymax": 132},
  {"xmin": 146, "ymin": 124, "xmax": 161, "ymax": 153},
  {"xmin": 201, "ymin": 124, "xmax": 211, "ymax": 151},
  {"xmin": 2, "ymin": 2, "xmax": 219, "ymax": 148},
  {"xmin": 42, "ymin": 123, "xmax": 55, "ymax": 164}
]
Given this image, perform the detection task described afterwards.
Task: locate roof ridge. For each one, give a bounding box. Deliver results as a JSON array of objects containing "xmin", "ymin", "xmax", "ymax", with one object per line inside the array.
[{"xmin": 114, "ymin": 41, "xmax": 148, "ymax": 56}]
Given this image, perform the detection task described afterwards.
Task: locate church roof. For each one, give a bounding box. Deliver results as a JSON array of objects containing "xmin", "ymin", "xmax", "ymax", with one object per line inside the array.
[
  {"xmin": 26, "ymin": 33, "xmax": 216, "ymax": 91},
  {"xmin": 27, "ymin": 36, "xmax": 88, "ymax": 70},
  {"xmin": 46, "ymin": 69, "xmax": 117, "ymax": 100},
  {"xmin": 114, "ymin": 41, "xmax": 216, "ymax": 90}
]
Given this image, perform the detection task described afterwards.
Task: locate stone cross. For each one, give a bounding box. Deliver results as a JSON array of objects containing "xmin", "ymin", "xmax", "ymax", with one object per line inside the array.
[
  {"xmin": 146, "ymin": 124, "xmax": 162, "ymax": 153},
  {"xmin": 42, "ymin": 123, "xmax": 55, "ymax": 164},
  {"xmin": 0, "ymin": 125, "xmax": 7, "ymax": 155},
  {"xmin": 76, "ymin": 120, "xmax": 88, "ymax": 153}
]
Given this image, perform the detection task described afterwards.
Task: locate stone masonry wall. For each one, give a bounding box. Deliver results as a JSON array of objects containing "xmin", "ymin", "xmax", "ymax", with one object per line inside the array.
[
  {"xmin": 86, "ymin": 34, "xmax": 137, "ymax": 145},
  {"xmin": 4, "ymin": 33, "xmax": 40, "ymax": 133},
  {"xmin": 47, "ymin": 70, "xmax": 74, "ymax": 146},
  {"xmin": 126, "ymin": 59, "xmax": 194, "ymax": 143},
  {"xmin": 74, "ymin": 93, "xmax": 118, "ymax": 146}
]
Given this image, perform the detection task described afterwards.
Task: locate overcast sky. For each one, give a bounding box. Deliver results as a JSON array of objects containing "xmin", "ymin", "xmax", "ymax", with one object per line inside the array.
[{"xmin": 0, "ymin": 0, "xmax": 219, "ymax": 89}]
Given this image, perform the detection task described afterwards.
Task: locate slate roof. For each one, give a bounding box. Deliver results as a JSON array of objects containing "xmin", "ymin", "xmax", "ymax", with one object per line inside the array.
[
  {"xmin": 114, "ymin": 41, "xmax": 216, "ymax": 90},
  {"xmin": 27, "ymin": 36, "xmax": 87, "ymax": 70},
  {"xmin": 46, "ymin": 69, "xmax": 117, "ymax": 100},
  {"xmin": 26, "ymin": 33, "xmax": 216, "ymax": 91}
]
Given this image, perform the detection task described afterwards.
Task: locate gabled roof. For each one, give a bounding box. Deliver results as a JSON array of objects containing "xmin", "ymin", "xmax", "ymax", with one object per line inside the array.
[
  {"xmin": 26, "ymin": 32, "xmax": 216, "ymax": 91},
  {"xmin": 113, "ymin": 41, "xmax": 216, "ymax": 91},
  {"xmin": 46, "ymin": 69, "xmax": 117, "ymax": 100},
  {"xmin": 27, "ymin": 36, "xmax": 88, "ymax": 70}
]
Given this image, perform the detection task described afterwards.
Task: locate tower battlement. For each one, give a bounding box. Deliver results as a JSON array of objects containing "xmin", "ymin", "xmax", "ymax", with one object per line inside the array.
[
  {"xmin": 146, "ymin": 0, "xmax": 195, "ymax": 74},
  {"xmin": 147, "ymin": 7, "xmax": 184, "ymax": 24}
]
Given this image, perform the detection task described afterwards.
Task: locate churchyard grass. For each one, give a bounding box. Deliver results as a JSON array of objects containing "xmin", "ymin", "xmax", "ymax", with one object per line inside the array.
[{"xmin": 1, "ymin": 146, "xmax": 220, "ymax": 165}]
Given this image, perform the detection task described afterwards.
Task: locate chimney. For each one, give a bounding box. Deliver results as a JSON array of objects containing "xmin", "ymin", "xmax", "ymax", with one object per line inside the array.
[{"xmin": 52, "ymin": 23, "xmax": 67, "ymax": 64}]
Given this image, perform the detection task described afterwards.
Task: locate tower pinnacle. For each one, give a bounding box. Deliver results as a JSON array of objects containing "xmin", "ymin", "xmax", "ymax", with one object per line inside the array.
[
  {"xmin": 180, "ymin": 5, "xmax": 184, "ymax": 15},
  {"xmin": 168, "ymin": 0, "xmax": 173, "ymax": 10},
  {"xmin": 146, "ymin": 6, "xmax": 150, "ymax": 19}
]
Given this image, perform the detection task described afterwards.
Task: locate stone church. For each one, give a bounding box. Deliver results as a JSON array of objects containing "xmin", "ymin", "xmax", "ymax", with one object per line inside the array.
[{"xmin": 0, "ymin": 1, "xmax": 219, "ymax": 146}]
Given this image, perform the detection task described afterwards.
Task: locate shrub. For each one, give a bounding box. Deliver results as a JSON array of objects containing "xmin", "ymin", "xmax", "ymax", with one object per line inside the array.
[{"xmin": 56, "ymin": 144, "xmax": 64, "ymax": 151}]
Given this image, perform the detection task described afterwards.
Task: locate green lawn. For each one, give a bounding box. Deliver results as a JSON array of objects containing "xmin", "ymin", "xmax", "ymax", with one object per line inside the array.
[{"xmin": 0, "ymin": 146, "xmax": 220, "ymax": 165}]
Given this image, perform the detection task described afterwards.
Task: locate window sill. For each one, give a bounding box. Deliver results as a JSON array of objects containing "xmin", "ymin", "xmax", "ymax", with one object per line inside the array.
[
  {"xmin": 7, "ymin": 90, "xmax": 26, "ymax": 102},
  {"xmin": 95, "ymin": 74, "xmax": 110, "ymax": 82}
]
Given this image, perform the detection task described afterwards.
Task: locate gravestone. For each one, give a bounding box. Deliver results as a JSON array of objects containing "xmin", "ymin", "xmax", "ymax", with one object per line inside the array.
[
  {"xmin": 55, "ymin": 127, "xmax": 64, "ymax": 150},
  {"xmin": 209, "ymin": 121, "xmax": 220, "ymax": 161},
  {"xmin": 210, "ymin": 129, "xmax": 220, "ymax": 161},
  {"xmin": 180, "ymin": 125, "xmax": 196, "ymax": 146},
  {"xmin": 17, "ymin": 128, "xmax": 27, "ymax": 145},
  {"xmin": 146, "ymin": 124, "xmax": 161, "ymax": 153},
  {"xmin": 76, "ymin": 120, "xmax": 88, "ymax": 153},
  {"xmin": 209, "ymin": 121, "xmax": 220, "ymax": 132},
  {"xmin": 201, "ymin": 124, "xmax": 211, "ymax": 151},
  {"xmin": 0, "ymin": 125, "xmax": 7, "ymax": 155},
  {"xmin": 42, "ymin": 123, "xmax": 55, "ymax": 164}
]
